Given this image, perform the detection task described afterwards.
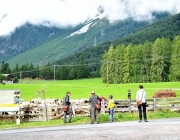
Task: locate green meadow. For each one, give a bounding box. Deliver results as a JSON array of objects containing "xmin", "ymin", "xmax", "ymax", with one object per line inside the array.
[{"xmin": 1, "ymin": 78, "xmax": 180, "ymax": 101}]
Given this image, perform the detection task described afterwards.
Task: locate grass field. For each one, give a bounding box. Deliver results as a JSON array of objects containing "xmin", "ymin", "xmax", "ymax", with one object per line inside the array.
[{"xmin": 1, "ymin": 78, "xmax": 180, "ymax": 101}]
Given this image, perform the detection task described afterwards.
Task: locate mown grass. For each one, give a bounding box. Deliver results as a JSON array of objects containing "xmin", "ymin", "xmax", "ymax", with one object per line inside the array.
[
  {"xmin": 1, "ymin": 78, "xmax": 180, "ymax": 101},
  {"xmin": 0, "ymin": 109, "xmax": 180, "ymax": 130}
]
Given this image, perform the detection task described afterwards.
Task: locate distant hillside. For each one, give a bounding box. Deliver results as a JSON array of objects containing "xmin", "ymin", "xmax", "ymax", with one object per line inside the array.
[
  {"xmin": 55, "ymin": 12, "xmax": 180, "ymax": 69},
  {"xmin": 0, "ymin": 24, "xmax": 74, "ymax": 61},
  {"xmin": 4, "ymin": 12, "xmax": 170, "ymax": 68}
]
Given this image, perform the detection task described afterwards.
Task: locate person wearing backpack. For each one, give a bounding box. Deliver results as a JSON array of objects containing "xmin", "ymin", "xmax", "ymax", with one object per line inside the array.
[
  {"xmin": 63, "ymin": 92, "xmax": 73, "ymax": 123},
  {"xmin": 107, "ymin": 95, "xmax": 115, "ymax": 122},
  {"xmin": 89, "ymin": 90, "xmax": 101, "ymax": 124}
]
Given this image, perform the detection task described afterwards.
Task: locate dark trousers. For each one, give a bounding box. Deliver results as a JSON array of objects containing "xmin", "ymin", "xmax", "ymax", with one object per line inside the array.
[
  {"xmin": 64, "ymin": 106, "xmax": 73, "ymax": 123},
  {"xmin": 90, "ymin": 107, "xmax": 100, "ymax": 122},
  {"xmin": 138, "ymin": 103, "xmax": 147, "ymax": 120}
]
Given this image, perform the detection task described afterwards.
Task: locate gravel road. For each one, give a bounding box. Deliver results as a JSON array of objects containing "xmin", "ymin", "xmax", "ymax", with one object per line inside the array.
[{"xmin": 0, "ymin": 118, "xmax": 180, "ymax": 140}]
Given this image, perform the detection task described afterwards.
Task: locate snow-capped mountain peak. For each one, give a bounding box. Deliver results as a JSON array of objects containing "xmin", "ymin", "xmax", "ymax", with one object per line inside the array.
[{"xmin": 65, "ymin": 13, "xmax": 106, "ymax": 39}]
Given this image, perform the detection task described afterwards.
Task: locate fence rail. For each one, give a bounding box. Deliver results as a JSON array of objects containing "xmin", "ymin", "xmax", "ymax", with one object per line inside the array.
[
  {"xmin": 0, "ymin": 97, "xmax": 180, "ymax": 122},
  {"xmin": 100, "ymin": 97, "xmax": 180, "ymax": 113}
]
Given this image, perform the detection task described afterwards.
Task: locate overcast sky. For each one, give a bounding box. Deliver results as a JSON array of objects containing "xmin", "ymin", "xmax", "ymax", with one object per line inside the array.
[{"xmin": 0, "ymin": 0, "xmax": 180, "ymax": 36}]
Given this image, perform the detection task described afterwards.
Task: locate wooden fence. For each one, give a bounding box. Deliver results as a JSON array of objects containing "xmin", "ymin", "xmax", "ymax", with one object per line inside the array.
[
  {"xmin": 101, "ymin": 97, "xmax": 180, "ymax": 113},
  {"xmin": 0, "ymin": 97, "xmax": 180, "ymax": 122}
]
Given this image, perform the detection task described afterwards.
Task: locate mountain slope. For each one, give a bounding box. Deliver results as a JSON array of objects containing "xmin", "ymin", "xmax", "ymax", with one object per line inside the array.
[
  {"xmin": 0, "ymin": 24, "xmax": 75, "ymax": 61},
  {"xmin": 3, "ymin": 13, "xmax": 170, "ymax": 68},
  {"xmin": 54, "ymin": 12, "xmax": 180, "ymax": 68}
]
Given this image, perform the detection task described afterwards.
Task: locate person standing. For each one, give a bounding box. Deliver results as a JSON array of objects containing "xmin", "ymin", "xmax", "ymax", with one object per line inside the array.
[
  {"xmin": 136, "ymin": 85, "xmax": 148, "ymax": 122},
  {"xmin": 107, "ymin": 95, "xmax": 115, "ymax": 122},
  {"xmin": 89, "ymin": 91, "xmax": 101, "ymax": 124},
  {"xmin": 63, "ymin": 92, "xmax": 73, "ymax": 123},
  {"xmin": 127, "ymin": 89, "xmax": 131, "ymax": 99}
]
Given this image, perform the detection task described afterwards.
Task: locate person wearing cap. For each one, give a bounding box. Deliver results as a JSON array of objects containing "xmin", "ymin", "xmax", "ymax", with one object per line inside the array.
[
  {"xmin": 107, "ymin": 95, "xmax": 115, "ymax": 122},
  {"xmin": 63, "ymin": 92, "xmax": 73, "ymax": 123},
  {"xmin": 89, "ymin": 90, "xmax": 101, "ymax": 124}
]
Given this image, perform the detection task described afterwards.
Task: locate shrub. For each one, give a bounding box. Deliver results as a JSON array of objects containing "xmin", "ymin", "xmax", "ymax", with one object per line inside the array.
[{"xmin": 13, "ymin": 76, "xmax": 19, "ymax": 83}]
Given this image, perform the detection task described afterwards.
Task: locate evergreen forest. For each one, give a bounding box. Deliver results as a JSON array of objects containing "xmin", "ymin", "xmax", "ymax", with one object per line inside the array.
[
  {"xmin": 101, "ymin": 36, "xmax": 180, "ymax": 83},
  {"xmin": 1, "ymin": 35, "xmax": 180, "ymax": 83}
]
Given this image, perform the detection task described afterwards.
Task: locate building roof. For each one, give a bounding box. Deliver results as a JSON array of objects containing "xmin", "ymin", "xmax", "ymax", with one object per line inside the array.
[{"xmin": 2, "ymin": 74, "xmax": 14, "ymax": 78}]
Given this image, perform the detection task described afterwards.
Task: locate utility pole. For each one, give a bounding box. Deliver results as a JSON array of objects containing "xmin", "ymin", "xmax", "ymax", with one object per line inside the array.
[
  {"xmin": 54, "ymin": 65, "xmax": 56, "ymax": 83},
  {"xmin": 106, "ymin": 61, "xmax": 108, "ymax": 87}
]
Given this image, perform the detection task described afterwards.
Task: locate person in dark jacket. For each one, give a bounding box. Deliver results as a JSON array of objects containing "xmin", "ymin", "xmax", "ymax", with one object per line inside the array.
[
  {"xmin": 63, "ymin": 92, "xmax": 73, "ymax": 123},
  {"xmin": 89, "ymin": 90, "xmax": 101, "ymax": 124}
]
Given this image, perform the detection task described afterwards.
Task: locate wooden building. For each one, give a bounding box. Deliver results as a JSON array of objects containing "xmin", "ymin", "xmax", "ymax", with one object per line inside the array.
[{"xmin": 2, "ymin": 74, "xmax": 14, "ymax": 83}]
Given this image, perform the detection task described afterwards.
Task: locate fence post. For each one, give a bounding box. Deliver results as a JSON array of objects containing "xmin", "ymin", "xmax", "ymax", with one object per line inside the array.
[
  {"xmin": 128, "ymin": 99, "xmax": 132, "ymax": 113},
  {"xmin": 44, "ymin": 102, "xmax": 47, "ymax": 121},
  {"xmin": 153, "ymin": 98, "xmax": 156, "ymax": 112},
  {"xmin": 72, "ymin": 103, "xmax": 76, "ymax": 117},
  {"xmin": 101, "ymin": 99, "xmax": 105, "ymax": 114}
]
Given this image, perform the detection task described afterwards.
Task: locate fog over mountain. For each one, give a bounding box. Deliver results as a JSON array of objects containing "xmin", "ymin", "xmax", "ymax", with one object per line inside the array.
[{"xmin": 0, "ymin": 0, "xmax": 180, "ymax": 36}]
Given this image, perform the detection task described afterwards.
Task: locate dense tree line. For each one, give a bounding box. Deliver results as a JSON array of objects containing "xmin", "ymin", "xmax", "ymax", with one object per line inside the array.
[
  {"xmin": 0, "ymin": 56, "xmax": 91, "ymax": 80},
  {"xmin": 101, "ymin": 36, "xmax": 180, "ymax": 84}
]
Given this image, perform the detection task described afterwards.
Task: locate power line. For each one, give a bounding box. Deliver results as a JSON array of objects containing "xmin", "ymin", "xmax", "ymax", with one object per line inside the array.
[
  {"xmin": 10, "ymin": 62, "xmax": 101, "ymax": 75},
  {"xmin": 7, "ymin": 53, "xmax": 180, "ymax": 75}
]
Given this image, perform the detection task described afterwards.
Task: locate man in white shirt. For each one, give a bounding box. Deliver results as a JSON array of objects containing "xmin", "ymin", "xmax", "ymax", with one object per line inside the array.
[{"xmin": 136, "ymin": 85, "xmax": 148, "ymax": 122}]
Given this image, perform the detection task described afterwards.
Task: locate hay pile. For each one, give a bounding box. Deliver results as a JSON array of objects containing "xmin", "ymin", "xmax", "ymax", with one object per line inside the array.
[{"xmin": 153, "ymin": 89, "xmax": 176, "ymax": 98}]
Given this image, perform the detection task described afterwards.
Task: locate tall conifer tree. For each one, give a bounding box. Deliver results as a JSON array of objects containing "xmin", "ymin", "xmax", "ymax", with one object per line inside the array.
[
  {"xmin": 122, "ymin": 44, "xmax": 132, "ymax": 83},
  {"xmin": 169, "ymin": 36, "xmax": 180, "ymax": 81}
]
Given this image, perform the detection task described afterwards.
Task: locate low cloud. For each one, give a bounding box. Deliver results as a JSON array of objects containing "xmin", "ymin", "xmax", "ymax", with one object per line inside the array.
[{"xmin": 0, "ymin": 0, "xmax": 180, "ymax": 36}]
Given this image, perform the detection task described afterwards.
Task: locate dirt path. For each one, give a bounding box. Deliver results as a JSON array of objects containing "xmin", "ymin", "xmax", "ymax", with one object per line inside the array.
[{"xmin": 0, "ymin": 118, "xmax": 180, "ymax": 140}]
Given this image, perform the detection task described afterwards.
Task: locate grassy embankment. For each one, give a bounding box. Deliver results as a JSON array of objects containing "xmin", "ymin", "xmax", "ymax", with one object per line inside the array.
[
  {"xmin": 0, "ymin": 109, "xmax": 180, "ymax": 130},
  {"xmin": 0, "ymin": 78, "xmax": 180, "ymax": 130}
]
